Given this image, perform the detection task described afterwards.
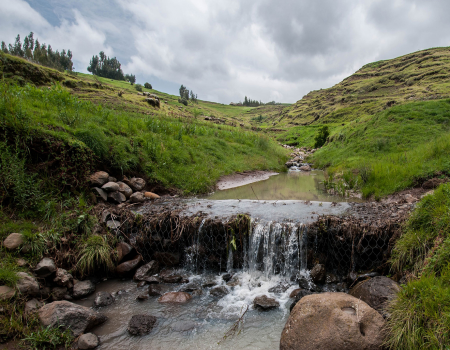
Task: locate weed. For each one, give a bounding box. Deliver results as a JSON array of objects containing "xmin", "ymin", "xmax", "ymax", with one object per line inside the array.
[{"xmin": 21, "ymin": 324, "xmax": 74, "ymax": 350}]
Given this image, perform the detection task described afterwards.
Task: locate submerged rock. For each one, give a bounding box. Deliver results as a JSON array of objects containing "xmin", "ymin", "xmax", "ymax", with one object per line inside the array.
[
  {"xmin": 148, "ymin": 284, "xmax": 170, "ymax": 296},
  {"xmin": 128, "ymin": 314, "xmax": 157, "ymax": 336},
  {"xmin": 93, "ymin": 291, "xmax": 114, "ymax": 307},
  {"xmin": 268, "ymin": 283, "xmax": 290, "ymax": 293},
  {"xmin": 281, "ymin": 292, "xmax": 385, "ymax": 350},
  {"xmin": 253, "ymin": 295, "xmax": 280, "ymax": 311},
  {"xmin": 158, "ymin": 292, "xmax": 192, "ymax": 304},
  {"xmin": 210, "ymin": 286, "xmax": 228, "ymax": 297}
]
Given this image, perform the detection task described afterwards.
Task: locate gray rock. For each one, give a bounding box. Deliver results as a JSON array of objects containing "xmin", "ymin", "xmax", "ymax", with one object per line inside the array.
[
  {"xmin": 162, "ymin": 275, "xmax": 182, "ymax": 283},
  {"xmin": 73, "ymin": 280, "xmax": 96, "ymax": 299},
  {"xmin": 51, "ymin": 286, "xmax": 68, "ymax": 301},
  {"xmin": 310, "ymin": 264, "xmax": 326, "ymax": 284},
  {"xmin": 268, "ymin": 283, "xmax": 290, "ymax": 293},
  {"xmin": 116, "ymin": 255, "xmax": 142, "ymax": 278},
  {"xmin": 53, "ymin": 268, "xmax": 73, "ymax": 287},
  {"xmin": 133, "ymin": 261, "xmax": 160, "ymax": 282},
  {"xmin": 117, "ymin": 242, "xmax": 135, "ymax": 263},
  {"xmin": 108, "ymin": 176, "xmax": 117, "ymax": 183},
  {"xmin": 3, "ymin": 233, "xmax": 24, "ymax": 250},
  {"xmin": 129, "ymin": 192, "xmax": 145, "ymax": 203},
  {"xmin": 90, "ymin": 171, "xmax": 109, "ymax": 187},
  {"xmin": 25, "ymin": 298, "xmax": 43, "ymax": 315},
  {"xmin": 117, "ymin": 182, "xmax": 133, "ymax": 198},
  {"xmin": 299, "ymin": 165, "xmax": 311, "ymax": 171},
  {"xmin": 106, "ymin": 219, "xmax": 121, "ymax": 230},
  {"xmin": 253, "ymin": 295, "xmax": 279, "ymax": 311},
  {"xmin": 16, "ymin": 258, "xmax": 27, "ymax": 267},
  {"xmin": 101, "ymin": 182, "xmax": 120, "ymax": 192},
  {"xmin": 129, "ymin": 178, "xmax": 146, "ymax": 191},
  {"xmin": 210, "ymin": 286, "xmax": 228, "ymax": 297},
  {"xmin": 107, "ymin": 191, "xmax": 126, "ymax": 204},
  {"xmin": 34, "ymin": 258, "xmax": 57, "ymax": 278},
  {"xmin": 180, "ymin": 282, "xmax": 201, "ymax": 292},
  {"xmin": 136, "ymin": 293, "xmax": 149, "ymax": 301},
  {"xmin": 222, "ymin": 273, "xmax": 233, "ymax": 282},
  {"xmin": 92, "ymin": 187, "xmax": 107, "ymax": 201},
  {"xmin": 78, "ymin": 333, "xmax": 99, "ymax": 349},
  {"xmin": 326, "ymin": 273, "xmax": 339, "ymax": 284},
  {"xmin": 171, "ymin": 321, "xmax": 197, "ymax": 332},
  {"xmin": 0, "ymin": 286, "xmax": 15, "ymax": 300},
  {"xmin": 93, "ymin": 291, "xmax": 114, "ymax": 307},
  {"xmin": 101, "ymin": 210, "xmax": 111, "ymax": 223},
  {"xmin": 148, "ymin": 284, "xmax": 170, "ymax": 296},
  {"xmin": 39, "ymin": 301, "xmax": 107, "ymax": 336},
  {"xmin": 128, "ymin": 315, "xmax": 157, "ymax": 336},
  {"xmin": 16, "ymin": 272, "xmax": 40, "ymax": 297}
]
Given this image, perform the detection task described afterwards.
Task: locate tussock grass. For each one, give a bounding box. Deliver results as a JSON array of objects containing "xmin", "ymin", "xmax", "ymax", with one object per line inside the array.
[{"xmin": 77, "ymin": 235, "xmax": 115, "ymax": 276}]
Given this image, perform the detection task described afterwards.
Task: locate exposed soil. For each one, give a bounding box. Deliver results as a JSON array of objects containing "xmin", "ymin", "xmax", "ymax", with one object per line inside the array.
[{"xmin": 215, "ymin": 170, "xmax": 279, "ymax": 190}]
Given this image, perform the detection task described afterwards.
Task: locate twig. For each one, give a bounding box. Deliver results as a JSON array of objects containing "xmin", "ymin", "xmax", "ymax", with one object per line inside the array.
[
  {"xmin": 218, "ymin": 304, "xmax": 249, "ymax": 344},
  {"xmin": 251, "ymin": 186, "xmax": 259, "ymax": 201}
]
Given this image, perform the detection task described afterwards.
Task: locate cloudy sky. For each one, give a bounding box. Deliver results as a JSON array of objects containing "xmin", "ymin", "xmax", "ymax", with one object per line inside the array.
[{"xmin": 1, "ymin": 0, "xmax": 450, "ymax": 103}]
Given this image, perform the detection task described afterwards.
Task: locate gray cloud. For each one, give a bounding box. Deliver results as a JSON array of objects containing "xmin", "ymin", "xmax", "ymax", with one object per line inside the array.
[{"xmin": 1, "ymin": 0, "xmax": 450, "ymax": 103}]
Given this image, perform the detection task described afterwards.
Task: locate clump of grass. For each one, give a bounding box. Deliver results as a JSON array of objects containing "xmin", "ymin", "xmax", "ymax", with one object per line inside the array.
[
  {"xmin": 77, "ymin": 235, "xmax": 115, "ymax": 276},
  {"xmin": 0, "ymin": 260, "xmax": 20, "ymax": 288},
  {"xmin": 21, "ymin": 324, "xmax": 74, "ymax": 350}
]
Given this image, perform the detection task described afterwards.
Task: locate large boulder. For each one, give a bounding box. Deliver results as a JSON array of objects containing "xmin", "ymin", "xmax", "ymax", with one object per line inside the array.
[
  {"xmin": 93, "ymin": 291, "xmax": 114, "ymax": 307},
  {"xmin": 90, "ymin": 171, "xmax": 109, "ymax": 187},
  {"xmin": 16, "ymin": 272, "xmax": 40, "ymax": 297},
  {"xmin": 158, "ymin": 292, "xmax": 192, "ymax": 304},
  {"xmin": 3, "ymin": 233, "xmax": 24, "ymax": 251},
  {"xmin": 78, "ymin": 333, "xmax": 99, "ymax": 349},
  {"xmin": 39, "ymin": 300, "xmax": 107, "ymax": 336},
  {"xmin": 280, "ymin": 292, "xmax": 385, "ymax": 350},
  {"xmin": 116, "ymin": 255, "xmax": 142, "ymax": 278},
  {"xmin": 128, "ymin": 315, "xmax": 157, "ymax": 336},
  {"xmin": 73, "ymin": 280, "xmax": 96, "ymax": 299},
  {"xmin": 133, "ymin": 261, "xmax": 160, "ymax": 282},
  {"xmin": 310, "ymin": 264, "xmax": 326, "ymax": 284},
  {"xmin": 117, "ymin": 182, "xmax": 133, "ymax": 198},
  {"xmin": 101, "ymin": 182, "xmax": 119, "ymax": 192},
  {"xmin": 349, "ymin": 276, "xmax": 401, "ymax": 317},
  {"xmin": 289, "ymin": 290, "xmax": 315, "ymax": 312},
  {"xmin": 253, "ymin": 295, "xmax": 279, "ymax": 311},
  {"xmin": 34, "ymin": 258, "xmax": 57, "ymax": 278}
]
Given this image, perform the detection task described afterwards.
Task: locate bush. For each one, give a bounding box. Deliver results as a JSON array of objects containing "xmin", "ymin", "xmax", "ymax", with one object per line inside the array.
[
  {"xmin": 144, "ymin": 82, "xmax": 152, "ymax": 89},
  {"xmin": 178, "ymin": 98, "xmax": 188, "ymax": 106},
  {"xmin": 314, "ymin": 125, "xmax": 329, "ymax": 148},
  {"xmin": 134, "ymin": 84, "xmax": 143, "ymax": 92}
]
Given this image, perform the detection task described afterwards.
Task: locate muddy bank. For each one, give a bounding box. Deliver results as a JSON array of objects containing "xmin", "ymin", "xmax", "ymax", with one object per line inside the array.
[{"xmin": 215, "ymin": 170, "xmax": 279, "ymax": 190}]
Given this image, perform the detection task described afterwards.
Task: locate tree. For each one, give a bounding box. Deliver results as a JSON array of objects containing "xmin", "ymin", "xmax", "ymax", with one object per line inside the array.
[
  {"xmin": 1, "ymin": 41, "xmax": 8, "ymax": 53},
  {"xmin": 190, "ymin": 90, "xmax": 198, "ymax": 103},
  {"xmin": 87, "ymin": 51, "xmax": 125, "ymax": 80},
  {"xmin": 179, "ymin": 85, "xmax": 189, "ymax": 100},
  {"xmin": 125, "ymin": 74, "xmax": 136, "ymax": 85},
  {"xmin": 314, "ymin": 126, "xmax": 330, "ymax": 148},
  {"xmin": 144, "ymin": 82, "xmax": 152, "ymax": 89}
]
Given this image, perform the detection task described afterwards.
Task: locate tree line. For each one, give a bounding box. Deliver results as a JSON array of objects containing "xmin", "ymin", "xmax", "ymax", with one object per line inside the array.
[{"xmin": 1, "ymin": 32, "xmax": 73, "ymax": 71}]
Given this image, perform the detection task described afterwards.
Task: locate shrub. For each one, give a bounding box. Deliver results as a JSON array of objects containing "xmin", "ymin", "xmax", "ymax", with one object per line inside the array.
[
  {"xmin": 178, "ymin": 98, "xmax": 188, "ymax": 106},
  {"xmin": 313, "ymin": 126, "xmax": 329, "ymax": 148},
  {"xmin": 77, "ymin": 235, "xmax": 115, "ymax": 276},
  {"xmin": 144, "ymin": 82, "xmax": 152, "ymax": 89},
  {"xmin": 134, "ymin": 84, "xmax": 143, "ymax": 92}
]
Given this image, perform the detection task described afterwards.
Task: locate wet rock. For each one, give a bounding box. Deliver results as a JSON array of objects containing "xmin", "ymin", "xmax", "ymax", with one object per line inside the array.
[
  {"xmin": 202, "ymin": 276, "xmax": 217, "ymax": 288},
  {"xmin": 3, "ymin": 233, "xmax": 24, "ymax": 251},
  {"xmin": 117, "ymin": 242, "xmax": 136, "ymax": 263},
  {"xmin": 281, "ymin": 293, "xmax": 385, "ymax": 350},
  {"xmin": 128, "ymin": 314, "xmax": 157, "ymax": 336},
  {"xmin": 148, "ymin": 284, "xmax": 169, "ymax": 296},
  {"xmin": 130, "ymin": 192, "xmax": 146, "ymax": 203},
  {"xmin": 325, "ymin": 273, "xmax": 339, "ymax": 284},
  {"xmin": 92, "ymin": 187, "xmax": 107, "ymax": 201},
  {"xmin": 78, "ymin": 333, "xmax": 99, "ymax": 349},
  {"xmin": 158, "ymin": 292, "xmax": 192, "ymax": 304},
  {"xmin": 16, "ymin": 272, "xmax": 40, "ymax": 297},
  {"xmin": 116, "ymin": 255, "xmax": 142, "ymax": 278},
  {"xmin": 51, "ymin": 287, "xmax": 68, "ymax": 301},
  {"xmin": 162, "ymin": 275, "xmax": 182, "ymax": 283},
  {"xmin": 191, "ymin": 289, "xmax": 203, "ymax": 297},
  {"xmin": 226, "ymin": 276, "xmax": 241, "ymax": 287},
  {"xmin": 133, "ymin": 261, "xmax": 160, "ymax": 282},
  {"xmin": 25, "ymin": 299, "xmax": 43, "ymax": 315},
  {"xmin": 107, "ymin": 191, "xmax": 126, "ymax": 204},
  {"xmin": 180, "ymin": 282, "xmax": 201, "ymax": 293},
  {"xmin": 144, "ymin": 192, "xmax": 160, "ymax": 200},
  {"xmin": 90, "ymin": 171, "xmax": 109, "ymax": 187},
  {"xmin": 289, "ymin": 290, "xmax": 314, "ymax": 312},
  {"xmin": 297, "ymin": 276, "xmax": 313, "ymax": 290},
  {"xmin": 137, "ymin": 293, "xmax": 149, "ymax": 301},
  {"xmin": 117, "ymin": 182, "xmax": 133, "ymax": 198},
  {"xmin": 153, "ymin": 252, "xmax": 180, "ymax": 267},
  {"xmin": 34, "ymin": 258, "xmax": 57, "ymax": 278},
  {"xmin": 93, "ymin": 292, "xmax": 114, "ymax": 307},
  {"xmin": 145, "ymin": 276, "xmax": 161, "ymax": 284},
  {"xmin": 310, "ymin": 264, "xmax": 326, "ymax": 284},
  {"xmin": 210, "ymin": 286, "xmax": 228, "ymax": 297},
  {"xmin": 0, "ymin": 286, "xmax": 15, "ymax": 300},
  {"xmin": 336, "ymin": 282, "xmax": 348, "ymax": 292},
  {"xmin": 137, "ymin": 281, "xmax": 147, "ymax": 288},
  {"xmin": 128, "ymin": 177, "xmax": 146, "ymax": 191},
  {"xmin": 101, "ymin": 182, "xmax": 119, "ymax": 192},
  {"xmin": 254, "ymin": 295, "xmax": 280, "ymax": 311},
  {"xmin": 53, "ymin": 268, "xmax": 73, "ymax": 287},
  {"xmin": 289, "ymin": 289, "xmax": 302, "ymax": 298},
  {"xmin": 39, "ymin": 301, "xmax": 107, "ymax": 336},
  {"xmin": 299, "ymin": 165, "xmax": 311, "ymax": 171},
  {"xmin": 349, "ymin": 276, "xmax": 401, "ymax": 317},
  {"xmin": 268, "ymin": 283, "xmax": 290, "ymax": 293},
  {"xmin": 171, "ymin": 321, "xmax": 197, "ymax": 332},
  {"xmin": 222, "ymin": 273, "xmax": 233, "ymax": 282},
  {"xmin": 73, "ymin": 280, "xmax": 96, "ymax": 299}
]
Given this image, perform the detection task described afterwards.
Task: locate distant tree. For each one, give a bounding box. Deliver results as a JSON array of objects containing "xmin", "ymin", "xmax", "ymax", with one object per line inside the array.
[
  {"xmin": 134, "ymin": 84, "xmax": 143, "ymax": 92},
  {"xmin": 1, "ymin": 41, "xmax": 8, "ymax": 53},
  {"xmin": 144, "ymin": 82, "xmax": 152, "ymax": 89},
  {"xmin": 88, "ymin": 51, "xmax": 125, "ymax": 80},
  {"xmin": 179, "ymin": 85, "xmax": 189, "ymax": 100},
  {"xmin": 314, "ymin": 125, "xmax": 330, "ymax": 148},
  {"xmin": 125, "ymin": 74, "xmax": 136, "ymax": 85},
  {"xmin": 190, "ymin": 90, "xmax": 198, "ymax": 103},
  {"xmin": 178, "ymin": 98, "xmax": 188, "ymax": 106}
]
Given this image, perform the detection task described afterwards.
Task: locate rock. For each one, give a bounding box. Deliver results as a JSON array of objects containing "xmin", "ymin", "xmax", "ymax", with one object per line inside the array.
[
  {"xmin": 0, "ymin": 286, "xmax": 15, "ymax": 300},
  {"xmin": 349, "ymin": 276, "xmax": 401, "ymax": 317},
  {"xmin": 116, "ymin": 242, "xmax": 134, "ymax": 264},
  {"xmin": 299, "ymin": 165, "xmax": 311, "ymax": 171},
  {"xmin": 153, "ymin": 252, "xmax": 180, "ymax": 267},
  {"xmin": 162, "ymin": 275, "xmax": 182, "ymax": 283},
  {"xmin": 202, "ymin": 277, "xmax": 217, "ymax": 288},
  {"xmin": 128, "ymin": 314, "xmax": 157, "ymax": 336},
  {"xmin": 297, "ymin": 276, "xmax": 312, "ymax": 290},
  {"xmin": 129, "ymin": 192, "xmax": 146, "ymax": 203},
  {"xmin": 180, "ymin": 282, "xmax": 201, "ymax": 292},
  {"xmin": 289, "ymin": 289, "xmax": 302, "ymax": 298},
  {"xmin": 128, "ymin": 177, "xmax": 146, "ymax": 191},
  {"xmin": 106, "ymin": 219, "xmax": 121, "ymax": 230},
  {"xmin": 101, "ymin": 182, "xmax": 120, "ymax": 192},
  {"xmin": 404, "ymin": 194, "xmax": 417, "ymax": 203},
  {"xmin": 268, "ymin": 283, "xmax": 290, "ymax": 293},
  {"xmin": 116, "ymin": 255, "xmax": 142, "ymax": 277},
  {"xmin": 117, "ymin": 182, "xmax": 133, "ymax": 198},
  {"xmin": 108, "ymin": 176, "xmax": 117, "ymax": 183},
  {"xmin": 148, "ymin": 284, "xmax": 169, "ymax": 296},
  {"xmin": 34, "ymin": 258, "xmax": 57, "ymax": 278},
  {"xmin": 93, "ymin": 291, "xmax": 114, "ymax": 307},
  {"xmin": 53, "ymin": 268, "xmax": 73, "ymax": 287},
  {"xmin": 16, "ymin": 258, "xmax": 27, "ymax": 267},
  {"xmin": 90, "ymin": 171, "xmax": 109, "ymax": 186},
  {"xmin": 145, "ymin": 276, "xmax": 161, "ymax": 284},
  {"xmin": 310, "ymin": 264, "xmax": 326, "ymax": 284},
  {"xmin": 222, "ymin": 273, "xmax": 232, "ymax": 282},
  {"xmin": 144, "ymin": 192, "xmax": 160, "ymax": 199},
  {"xmin": 210, "ymin": 286, "xmax": 228, "ymax": 297},
  {"xmin": 285, "ymin": 162, "xmax": 294, "ymax": 168},
  {"xmin": 39, "ymin": 301, "xmax": 107, "ymax": 337},
  {"xmin": 158, "ymin": 292, "xmax": 192, "ymax": 304},
  {"xmin": 25, "ymin": 299, "xmax": 43, "ymax": 315},
  {"xmin": 171, "ymin": 320, "xmax": 197, "ymax": 332},
  {"xmin": 281, "ymin": 292, "xmax": 385, "ymax": 350},
  {"xmin": 253, "ymin": 295, "xmax": 280, "ymax": 311},
  {"xmin": 78, "ymin": 333, "xmax": 99, "ymax": 349},
  {"xmin": 133, "ymin": 261, "xmax": 160, "ymax": 282},
  {"xmin": 51, "ymin": 287, "xmax": 68, "ymax": 301},
  {"xmin": 326, "ymin": 273, "xmax": 339, "ymax": 284},
  {"xmin": 421, "ymin": 190, "xmax": 435, "ymax": 198},
  {"xmin": 107, "ymin": 191, "xmax": 126, "ymax": 204},
  {"xmin": 92, "ymin": 187, "xmax": 107, "ymax": 201},
  {"xmin": 40, "ymin": 286, "xmax": 51, "ymax": 299},
  {"xmin": 137, "ymin": 293, "xmax": 149, "ymax": 301},
  {"xmin": 73, "ymin": 280, "xmax": 96, "ymax": 299},
  {"xmin": 3, "ymin": 233, "xmax": 24, "ymax": 251},
  {"xmin": 16, "ymin": 272, "xmax": 40, "ymax": 297},
  {"xmin": 290, "ymin": 290, "xmax": 314, "ymax": 312}
]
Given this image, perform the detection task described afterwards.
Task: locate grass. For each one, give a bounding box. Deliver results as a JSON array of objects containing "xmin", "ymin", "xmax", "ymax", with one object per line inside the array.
[
  {"xmin": 77, "ymin": 235, "xmax": 115, "ymax": 276},
  {"xmin": 21, "ymin": 324, "xmax": 74, "ymax": 350}
]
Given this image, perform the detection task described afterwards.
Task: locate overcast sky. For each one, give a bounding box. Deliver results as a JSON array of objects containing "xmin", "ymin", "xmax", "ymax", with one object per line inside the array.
[{"xmin": 1, "ymin": 0, "xmax": 450, "ymax": 103}]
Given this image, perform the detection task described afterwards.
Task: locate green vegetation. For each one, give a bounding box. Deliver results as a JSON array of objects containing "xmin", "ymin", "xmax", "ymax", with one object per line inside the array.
[
  {"xmin": 87, "ymin": 51, "xmax": 130, "ymax": 81},
  {"xmin": 313, "ymin": 125, "xmax": 329, "ymax": 148},
  {"xmin": 77, "ymin": 235, "xmax": 115, "ymax": 276},
  {"xmin": 386, "ymin": 184, "xmax": 450, "ymax": 349},
  {"xmin": 21, "ymin": 324, "xmax": 74, "ymax": 350}
]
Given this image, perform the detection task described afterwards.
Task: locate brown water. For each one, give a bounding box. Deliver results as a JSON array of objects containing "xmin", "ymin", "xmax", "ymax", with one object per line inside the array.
[{"xmin": 206, "ymin": 171, "xmax": 361, "ymax": 202}]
